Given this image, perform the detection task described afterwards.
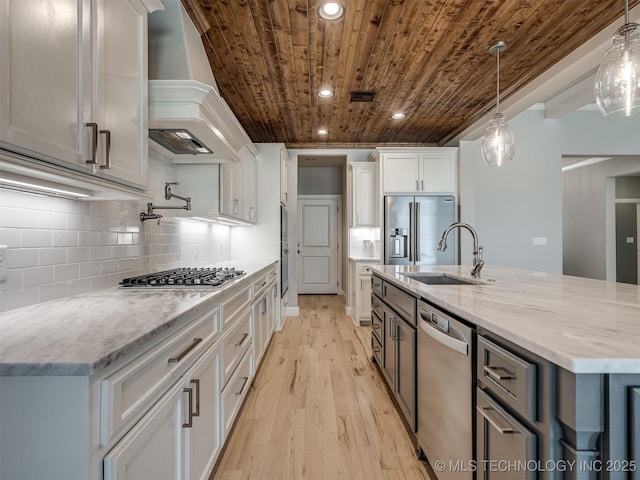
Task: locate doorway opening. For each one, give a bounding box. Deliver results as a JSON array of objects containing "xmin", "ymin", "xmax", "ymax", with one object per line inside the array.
[{"xmin": 297, "ymin": 155, "xmax": 347, "ymax": 295}]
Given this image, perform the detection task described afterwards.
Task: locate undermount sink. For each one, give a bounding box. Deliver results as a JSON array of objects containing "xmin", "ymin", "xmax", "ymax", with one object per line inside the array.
[{"xmin": 400, "ymin": 272, "xmax": 485, "ymax": 286}]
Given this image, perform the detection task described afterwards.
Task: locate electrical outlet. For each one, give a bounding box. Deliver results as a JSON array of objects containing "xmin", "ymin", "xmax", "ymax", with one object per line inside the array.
[
  {"xmin": 0, "ymin": 245, "xmax": 7, "ymax": 282},
  {"xmin": 532, "ymin": 237, "xmax": 547, "ymax": 246}
]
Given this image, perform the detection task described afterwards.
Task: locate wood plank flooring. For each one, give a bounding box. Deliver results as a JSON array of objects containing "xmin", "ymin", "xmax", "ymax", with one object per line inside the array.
[{"xmin": 211, "ymin": 295, "xmax": 430, "ymax": 480}]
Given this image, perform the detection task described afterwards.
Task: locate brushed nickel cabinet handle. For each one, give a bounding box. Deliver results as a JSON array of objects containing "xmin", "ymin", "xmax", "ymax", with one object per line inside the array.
[
  {"xmin": 483, "ymin": 365, "xmax": 516, "ymax": 382},
  {"xmin": 85, "ymin": 122, "xmax": 98, "ymax": 164},
  {"xmin": 191, "ymin": 379, "xmax": 200, "ymax": 417},
  {"xmin": 99, "ymin": 130, "xmax": 111, "ymax": 169},
  {"xmin": 182, "ymin": 387, "xmax": 194, "ymax": 428},
  {"xmin": 168, "ymin": 338, "xmax": 202, "ymax": 363},
  {"xmin": 477, "ymin": 406, "xmax": 515, "ymax": 434},
  {"xmin": 234, "ymin": 332, "xmax": 249, "ymax": 347},
  {"xmin": 234, "ymin": 376, "xmax": 249, "ymax": 396}
]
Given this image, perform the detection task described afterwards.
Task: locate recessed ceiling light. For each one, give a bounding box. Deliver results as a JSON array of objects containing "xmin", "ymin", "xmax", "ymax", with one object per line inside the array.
[
  {"xmin": 318, "ymin": 2, "xmax": 345, "ymax": 20},
  {"xmin": 391, "ymin": 112, "xmax": 406, "ymax": 119},
  {"xmin": 317, "ymin": 89, "xmax": 334, "ymax": 98},
  {"xmin": 316, "ymin": 129, "xmax": 329, "ymax": 135}
]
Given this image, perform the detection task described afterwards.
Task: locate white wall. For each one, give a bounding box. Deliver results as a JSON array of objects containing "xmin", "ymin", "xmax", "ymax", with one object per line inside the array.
[
  {"xmin": 0, "ymin": 155, "xmax": 231, "ymax": 312},
  {"xmin": 298, "ymin": 166, "xmax": 343, "ymax": 195},
  {"xmin": 563, "ymin": 156, "xmax": 640, "ymax": 280},
  {"xmin": 459, "ymin": 107, "xmax": 640, "ymax": 274}
]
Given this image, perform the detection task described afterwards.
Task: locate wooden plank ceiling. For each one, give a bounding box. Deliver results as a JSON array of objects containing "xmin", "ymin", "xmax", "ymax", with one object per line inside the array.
[{"xmin": 180, "ymin": 0, "xmax": 638, "ymax": 147}]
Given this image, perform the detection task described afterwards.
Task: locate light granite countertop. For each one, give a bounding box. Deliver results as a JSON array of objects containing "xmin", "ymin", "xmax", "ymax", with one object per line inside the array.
[
  {"xmin": 370, "ymin": 264, "xmax": 640, "ymax": 374},
  {"xmin": 0, "ymin": 259, "xmax": 277, "ymax": 377}
]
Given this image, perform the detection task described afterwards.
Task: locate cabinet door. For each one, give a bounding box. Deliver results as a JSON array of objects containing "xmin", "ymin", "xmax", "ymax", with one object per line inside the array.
[
  {"xmin": 0, "ymin": 0, "xmax": 90, "ymax": 166},
  {"xmin": 356, "ymin": 274, "xmax": 372, "ymax": 323},
  {"xmin": 352, "ymin": 164, "xmax": 376, "ymax": 226},
  {"xmin": 184, "ymin": 345, "xmax": 220, "ymax": 480},
  {"xmin": 219, "ymin": 163, "xmax": 235, "ymax": 216},
  {"xmin": 382, "ymin": 305, "xmax": 397, "ymax": 388},
  {"xmin": 396, "ymin": 318, "xmax": 416, "ymax": 430},
  {"xmin": 242, "ymin": 151, "xmax": 256, "ymax": 222},
  {"xmin": 419, "ymin": 153, "xmax": 456, "ymax": 193},
  {"xmin": 103, "ymin": 381, "xmax": 184, "ymax": 480},
  {"xmin": 382, "ymin": 154, "xmax": 420, "ymax": 193},
  {"xmin": 92, "ymin": 0, "xmax": 147, "ymax": 187}
]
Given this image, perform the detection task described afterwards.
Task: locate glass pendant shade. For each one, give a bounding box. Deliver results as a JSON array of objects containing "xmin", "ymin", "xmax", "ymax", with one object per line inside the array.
[
  {"xmin": 481, "ymin": 113, "xmax": 515, "ymax": 167},
  {"xmin": 595, "ymin": 22, "xmax": 640, "ymax": 117}
]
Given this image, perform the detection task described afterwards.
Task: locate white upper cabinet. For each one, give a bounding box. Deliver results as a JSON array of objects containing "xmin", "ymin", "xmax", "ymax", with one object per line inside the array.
[
  {"xmin": 0, "ymin": 0, "xmax": 90, "ymax": 166},
  {"xmin": 0, "ymin": 0, "xmax": 156, "ymax": 190},
  {"xmin": 374, "ymin": 147, "xmax": 457, "ymax": 194},
  {"xmin": 91, "ymin": 0, "xmax": 148, "ymax": 187},
  {"xmin": 242, "ymin": 148, "xmax": 256, "ymax": 223},
  {"xmin": 350, "ymin": 162, "xmax": 378, "ymax": 227}
]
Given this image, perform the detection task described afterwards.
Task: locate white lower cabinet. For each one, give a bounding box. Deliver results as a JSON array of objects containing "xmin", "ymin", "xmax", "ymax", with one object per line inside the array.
[
  {"xmin": 350, "ymin": 260, "xmax": 373, "ymax": 325},
  {"xmin": 103, "ymin": 378, "xmax": 184, "ymax": 480}
]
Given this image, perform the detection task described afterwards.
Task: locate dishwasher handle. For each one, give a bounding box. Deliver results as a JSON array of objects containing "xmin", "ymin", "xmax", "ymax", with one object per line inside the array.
[{"xmin": 419, "ymin": 313, "xmax": 469, "ymax": 355}]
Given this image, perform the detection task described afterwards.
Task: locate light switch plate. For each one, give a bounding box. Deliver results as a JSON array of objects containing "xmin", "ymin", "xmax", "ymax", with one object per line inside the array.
[
  {"xmin": 532, "ymin": 237, "xmax": 547, "ymax": 246},
  {"xmin": 0, "ymin": 245, "xmax": 7, "ymax": 282}
]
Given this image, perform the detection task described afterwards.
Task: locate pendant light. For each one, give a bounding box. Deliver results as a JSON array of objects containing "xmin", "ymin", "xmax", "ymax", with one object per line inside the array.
[
  {"xmin": 595, "ymin": 0, "xmax": 640, "ymax": 117},
  {"xmin": 481, "ymin": 41, "xmax": 515, "ymax": 167}
]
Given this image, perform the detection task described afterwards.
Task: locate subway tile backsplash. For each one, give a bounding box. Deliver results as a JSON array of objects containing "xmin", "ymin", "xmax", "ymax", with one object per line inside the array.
[{"xmin": 0, "ymin": 188, "xmax": 231, "ymax": 312}]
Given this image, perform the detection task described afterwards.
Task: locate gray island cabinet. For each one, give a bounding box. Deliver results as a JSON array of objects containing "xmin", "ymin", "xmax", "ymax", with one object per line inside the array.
[{"xmin": 370, "ymin": 265, "xmax": 640, "ymax": 480}]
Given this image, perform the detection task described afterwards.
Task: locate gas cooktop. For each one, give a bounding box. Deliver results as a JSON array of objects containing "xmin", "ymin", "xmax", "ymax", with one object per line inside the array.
[{"xmin": 119, "ymin": 267, "xmax": 245, "ymax": 288}]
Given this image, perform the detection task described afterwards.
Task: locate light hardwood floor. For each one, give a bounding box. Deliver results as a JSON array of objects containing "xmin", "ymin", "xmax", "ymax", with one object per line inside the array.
[{"xmin": 211, "ymin": 295, "xmax": 430, "ymax": 480}]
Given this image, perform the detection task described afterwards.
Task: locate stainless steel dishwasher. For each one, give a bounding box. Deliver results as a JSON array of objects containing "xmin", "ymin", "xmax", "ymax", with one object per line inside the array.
[{"xmin": 417, "ymin": 300, "xmax": 474, "ymax": 480}]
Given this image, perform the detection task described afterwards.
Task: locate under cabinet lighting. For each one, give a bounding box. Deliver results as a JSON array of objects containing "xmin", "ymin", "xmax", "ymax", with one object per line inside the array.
[{"xmin": 0, "ymin": 172, "xmax": 92, "ymax": 198}]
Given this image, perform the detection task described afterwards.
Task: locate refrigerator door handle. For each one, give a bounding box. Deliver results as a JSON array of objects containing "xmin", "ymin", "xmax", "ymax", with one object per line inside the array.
[
  {"xmin": 408, "ymin": 202, "xmax": 414, "ymax": 262},
  {"xmin": 415, "ymin": 201, "xmax": 421, "ymax": 262}
]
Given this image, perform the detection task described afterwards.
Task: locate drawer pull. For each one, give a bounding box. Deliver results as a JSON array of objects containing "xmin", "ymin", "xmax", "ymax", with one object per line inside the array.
[
  {"xmin": 183, "ymin": 387, "xmax": 194, "ymax": 428},
  {"xmin": 191, "ymin": 379, "xmax": 200, "ymax": 417},
  {"xmin": 477, "ymin": 406, "xmax": 514, "ymax": 434},
  {"xmin": 234, "ymin": 332, "xmax": 249, "ymax": 347},
  {"xmin": 234, "ymin": 376, "xmax": 249, "ymax": 396},
  {"xmin": 484, "ymin": 365, "xmax": 516, "ymax": 382},
  {"xmin": 168, "ymin": 338, "xmax": 203, "ymax": 363},
  {"xmin": 372, "ymin": 323, "xmax": 381, "ymax": 330},
  {"xmin": 372, "ymin": 346, "xmax": 381, "ymax": 353},
  {"xmin": 372, "ymin": 302, "xmax": 380, "ymax": 308}
]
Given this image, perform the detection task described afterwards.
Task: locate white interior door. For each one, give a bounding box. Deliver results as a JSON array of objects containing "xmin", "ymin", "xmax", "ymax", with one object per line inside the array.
[{"xmin": 297, "ymin": 196, "xmax": 340, "ymax": 294}]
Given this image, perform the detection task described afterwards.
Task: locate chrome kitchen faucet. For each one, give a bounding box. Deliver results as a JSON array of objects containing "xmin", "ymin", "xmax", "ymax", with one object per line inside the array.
[{"xmin": 437, "ymin": 222, "xmax": 484, "ymax": 278}]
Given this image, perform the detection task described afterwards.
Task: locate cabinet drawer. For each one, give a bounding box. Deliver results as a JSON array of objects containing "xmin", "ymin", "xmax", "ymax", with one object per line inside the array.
[
  {"xmin": 477, "ymin": 335, "xmax": 537, "ymax": 422},
  {"xmin": 222, "ymin": 285, "xmax": 251, "ymax": 330},
  {"xmin": 371, "ymin": 333, "xmax": 382, "ymax": 365},
  {"xmin": 100, "ymin": 307, "xmax": 218, "ymax": 445},
  {"xmin": 371, "ymin": 275, "xmax": 383, "ymax": 297},
  {"xmin": 221, "ymin": 347, "xmax": 253, "ymax": 437},
  {"xmin": 252, "ymin": 274, "xmax": 269, "ymax": 300},
  {"xmin": 382, "ymin": 281, "xmax": 416, "ymax": 325},
  {"xmin": 222, "ymin": 309, "xmax": 253, "ymax": 388},
  {"xmin": 476, "ymin": 388, "xmax": 537, "ymax": 480},
  {"xmin": 371, "ymin": 292, "xmax": 382, "ymax": 319},
  {"xmin": 371, "ymin": 310, "xmax": 383, "ymax": 344}
]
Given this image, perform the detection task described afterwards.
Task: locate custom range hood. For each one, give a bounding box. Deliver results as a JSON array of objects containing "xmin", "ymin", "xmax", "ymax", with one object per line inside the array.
[{"xmin": 148, "ymin": 0, "xmax": 252, "ymax": 163}]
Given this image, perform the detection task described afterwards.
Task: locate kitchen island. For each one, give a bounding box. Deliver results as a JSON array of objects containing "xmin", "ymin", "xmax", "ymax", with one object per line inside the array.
[
  {"xmin": 0, "ymin": 259, "xmax": 278, "ymax": 480},
  {"xmin": 370, "ymin": 264, "xmax": 640, "ymax": 480}
]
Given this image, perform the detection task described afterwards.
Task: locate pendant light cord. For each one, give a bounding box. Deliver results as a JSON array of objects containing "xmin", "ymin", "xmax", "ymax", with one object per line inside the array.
[{"xmin": 625, "ymin": 0, "xmax": 629, "ymax": 24}]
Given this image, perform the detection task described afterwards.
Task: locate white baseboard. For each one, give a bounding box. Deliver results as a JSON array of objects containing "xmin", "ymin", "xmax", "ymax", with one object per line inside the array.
[
  {"xmin": 345, "ymin": 306, "xmax": 352, "ymax": 316},
  {"xmin": 287, "ymin": 306, "xmax": 299, "ymax": 317}
]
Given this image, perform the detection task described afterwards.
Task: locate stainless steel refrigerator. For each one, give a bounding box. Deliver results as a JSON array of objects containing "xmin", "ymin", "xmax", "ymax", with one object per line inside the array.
[{"xmin": 384, "ymin": 195, "xmax": 456, "ymax": 265}]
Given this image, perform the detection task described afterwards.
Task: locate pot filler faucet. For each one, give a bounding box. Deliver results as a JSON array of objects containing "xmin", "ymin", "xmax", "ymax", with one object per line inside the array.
[
  {"xmin": 140, "ymin": 182, "xmax": 192, "ymax": 225},
  {"xmin": 437, "ymin": 222, "xmax": 484, "ymax": 278}
]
